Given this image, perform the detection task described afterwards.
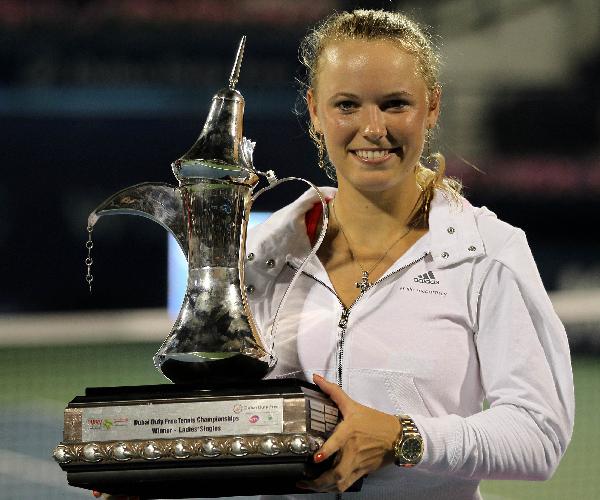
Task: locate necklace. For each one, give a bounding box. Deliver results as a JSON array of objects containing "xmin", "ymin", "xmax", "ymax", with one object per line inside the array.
[{"xmin": 331, "ymin": 200, "xmax": 413, "ymax": 293}]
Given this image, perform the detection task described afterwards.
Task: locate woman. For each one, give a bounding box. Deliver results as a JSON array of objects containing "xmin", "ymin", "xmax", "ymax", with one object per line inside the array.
[{"xmin": 244, "ymin": 8, "xmax": 574, "ymax": 499}]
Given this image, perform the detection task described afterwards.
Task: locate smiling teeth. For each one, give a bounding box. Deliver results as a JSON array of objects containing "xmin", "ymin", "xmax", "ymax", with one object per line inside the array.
[{"xmin": 355, "ymin": 150, "xmax": 389, "ymax": 160}]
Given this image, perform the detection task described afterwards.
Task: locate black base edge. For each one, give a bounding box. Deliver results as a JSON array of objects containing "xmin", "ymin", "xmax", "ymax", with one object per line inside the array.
[{"xmin": 66, "ymin": 459, "xmax": 362, "ymax": 498}]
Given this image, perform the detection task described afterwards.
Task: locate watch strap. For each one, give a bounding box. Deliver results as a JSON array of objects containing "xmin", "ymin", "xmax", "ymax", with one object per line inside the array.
[{"xmin": 393, "ymin": 414, "xmax": 423, "ymax": 467}]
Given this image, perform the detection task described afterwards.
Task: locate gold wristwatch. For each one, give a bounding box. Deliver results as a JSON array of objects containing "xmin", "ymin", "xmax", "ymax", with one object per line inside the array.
[{"xmin": 392, "ymin": 414, "xmax": 424, "ymax": 467}]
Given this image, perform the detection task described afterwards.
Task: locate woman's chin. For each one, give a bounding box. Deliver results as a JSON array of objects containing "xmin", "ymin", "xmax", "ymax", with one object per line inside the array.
[{"xmin": 339, "ymin": 171, "xmax": 413, "ymax": 194}]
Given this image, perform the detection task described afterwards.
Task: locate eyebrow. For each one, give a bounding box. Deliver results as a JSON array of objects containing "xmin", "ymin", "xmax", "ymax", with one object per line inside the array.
[
  {"xmin": 330, "ymin": 92, "xmax": 359, "ymax": 99},
  {"xmin": 329, "ymin": 91, "xmax": 414, "ymax": 100},
  {"xmin": 382, "ymin": 91, "xmax": 414, "ymax": 98}
]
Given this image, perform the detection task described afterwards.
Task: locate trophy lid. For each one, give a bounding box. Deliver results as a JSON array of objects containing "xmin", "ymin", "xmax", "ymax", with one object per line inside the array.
[{"xmin": 173, "ymin": 36, "xmax": 256, "ymax": 184}]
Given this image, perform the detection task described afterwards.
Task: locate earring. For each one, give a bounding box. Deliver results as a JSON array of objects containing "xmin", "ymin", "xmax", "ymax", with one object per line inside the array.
[
  {"xmin": 317, "ymin": 133, "xmax": 326, "ymax": 172},
  {"xmin": 424, "ymin": 128, "xmax": 432, "ymax": 159},
  {"xmin": 423, "ymin": 128, "xmax": 439, "ymax": 172},
  {"xmin": 316, "ymin": 133, "xmax": 337, "ymax": 183}
]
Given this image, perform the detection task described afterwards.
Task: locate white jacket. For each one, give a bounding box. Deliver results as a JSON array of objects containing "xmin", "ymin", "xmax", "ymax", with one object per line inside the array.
[{"xmin": 245, "ymin": 187, "xmax": 574, "ymax": 500}]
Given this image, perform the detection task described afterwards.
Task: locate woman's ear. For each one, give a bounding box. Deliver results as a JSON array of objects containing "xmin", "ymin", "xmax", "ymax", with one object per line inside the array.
[
  {"xmin": 306, "ymin": 88, "xmax": 322, "ymax": 134},
  {"xmin": 427, "ymin": 85, "xmax": 442, "ymax": 129}
]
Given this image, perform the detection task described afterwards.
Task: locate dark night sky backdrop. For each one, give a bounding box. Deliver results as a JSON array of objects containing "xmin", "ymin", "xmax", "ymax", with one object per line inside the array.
[{"xmin": 1, "ymin": 0, "xmax": 598, "ymax": 312}]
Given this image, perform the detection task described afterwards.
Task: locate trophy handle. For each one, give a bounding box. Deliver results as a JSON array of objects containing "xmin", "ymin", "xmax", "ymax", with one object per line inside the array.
[{"xmin": 250, "ymin": 177, "xmax": 329, "ymax": 361}]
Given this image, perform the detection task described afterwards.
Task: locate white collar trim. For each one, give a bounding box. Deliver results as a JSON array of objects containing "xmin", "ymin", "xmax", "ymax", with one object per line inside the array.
[{"xmin": 247, "ymin": 187, "xmax": 485, "ymax": 274}]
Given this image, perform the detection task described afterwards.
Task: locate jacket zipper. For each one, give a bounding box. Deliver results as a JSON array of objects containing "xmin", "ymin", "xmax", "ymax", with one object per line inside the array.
[
  {"xmin": 337, "ymin": 308, "xmax": 350, "ymax": 387},
  {"xmin": 287, "ymin": 251, "xmax": 428, "ymax": 389}
]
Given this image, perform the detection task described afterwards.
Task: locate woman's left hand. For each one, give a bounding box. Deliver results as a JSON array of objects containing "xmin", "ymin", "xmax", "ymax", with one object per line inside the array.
[{"xmin": 297, "ymin": 373, "xmax": 401, "ymax": 493}]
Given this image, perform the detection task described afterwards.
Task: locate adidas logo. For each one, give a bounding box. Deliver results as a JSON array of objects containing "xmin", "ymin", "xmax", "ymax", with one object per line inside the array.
[{"xmin": 414, "ymin": 271, "xmax": 439, "ymax": 285}]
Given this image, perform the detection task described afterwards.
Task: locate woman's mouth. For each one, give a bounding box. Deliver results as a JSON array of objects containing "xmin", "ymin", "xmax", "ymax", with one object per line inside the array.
[{"xmin": 351, "ymin": 148, "xmax": 399, "ymax": 164}]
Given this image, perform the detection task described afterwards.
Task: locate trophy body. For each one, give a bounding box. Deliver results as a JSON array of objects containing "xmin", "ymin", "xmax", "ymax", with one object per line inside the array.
[
  {"xmin": 155, "ymin": 180, "xmax": 270, "ymax": 384},
  {"xmin": 53, "ymin": 38, "xmax": 357, "ymax": 497}
]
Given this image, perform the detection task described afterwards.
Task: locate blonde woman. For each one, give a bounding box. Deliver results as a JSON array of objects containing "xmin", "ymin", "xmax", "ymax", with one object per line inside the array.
[{"xmin": 244, "ymin": 9, "xmax": 574, "ymax": 499}]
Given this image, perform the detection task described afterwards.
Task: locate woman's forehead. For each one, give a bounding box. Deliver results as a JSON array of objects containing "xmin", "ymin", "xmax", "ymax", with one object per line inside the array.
[{"xmin": 315, "ymin": 39, "xmax": 425, "ymax": 93}]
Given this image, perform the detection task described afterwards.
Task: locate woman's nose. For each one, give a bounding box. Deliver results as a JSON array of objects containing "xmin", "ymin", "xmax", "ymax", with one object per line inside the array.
[{"xmin": 362, "ymin": 106, "xmax": 386, "ymax": 141}]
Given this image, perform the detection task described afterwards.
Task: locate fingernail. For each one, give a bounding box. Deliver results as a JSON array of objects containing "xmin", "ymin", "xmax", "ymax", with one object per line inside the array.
[
  {"xmin": 92, "ymin": 492, "xmax": 102, "ymax": 498},
  {"xmin": 313, "ymin": 373, "xmax": 324, "ymax": 381},
  {"xmin": 314, "ymin": 452, "xmax": 326, "ymax": 463}
]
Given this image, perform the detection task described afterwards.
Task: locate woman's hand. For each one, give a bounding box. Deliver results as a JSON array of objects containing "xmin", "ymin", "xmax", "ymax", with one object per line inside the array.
[{"xmin": 298, "ymin": 373, "xmax": 401, "ymax": 492}]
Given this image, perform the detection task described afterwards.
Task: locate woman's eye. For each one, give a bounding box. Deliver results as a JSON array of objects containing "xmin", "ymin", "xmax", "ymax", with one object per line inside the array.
[
  {"xmin": 336, "ymin": 101, "xmax": 357, "ymax": 112},
  {"xmin": 383, "ymin": 100, "xmax": 409, "ymax": 110}
]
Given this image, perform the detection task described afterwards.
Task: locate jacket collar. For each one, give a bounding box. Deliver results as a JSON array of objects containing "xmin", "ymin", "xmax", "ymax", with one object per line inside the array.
[
  {"xmin": 428, "ymin": 191, "xmax": 485, "ymax": 268},
  {"xmin": 246, "ymin": 186, "xmax": 485, "ymax": 276},
  {"xmin": 246, "ymin": 187, "xmax": 333, "ymax": 281}
]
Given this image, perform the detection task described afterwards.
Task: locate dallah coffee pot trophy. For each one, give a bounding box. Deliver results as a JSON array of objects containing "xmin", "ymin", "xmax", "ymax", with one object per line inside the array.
[{"xmin": 52, "ymin": 38, "xmax": 358, "ymax": 498}]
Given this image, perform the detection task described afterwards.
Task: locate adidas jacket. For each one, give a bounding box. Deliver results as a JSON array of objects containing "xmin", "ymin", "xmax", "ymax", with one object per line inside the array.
[{"xmin": 245, "ymin": 187, "xmax": 574, "ymax": 500}]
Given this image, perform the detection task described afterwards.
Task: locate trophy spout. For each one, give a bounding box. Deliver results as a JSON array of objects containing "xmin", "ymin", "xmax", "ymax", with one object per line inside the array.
[{"xmin": 88, "ymin": 182, "xmax": 188, "ymax": 254}]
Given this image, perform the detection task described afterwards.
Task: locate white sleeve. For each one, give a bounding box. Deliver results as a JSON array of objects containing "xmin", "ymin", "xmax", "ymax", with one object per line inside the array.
[{"xmin": 413, "ymin": 230, "xmax": 574, "ymax": 480}]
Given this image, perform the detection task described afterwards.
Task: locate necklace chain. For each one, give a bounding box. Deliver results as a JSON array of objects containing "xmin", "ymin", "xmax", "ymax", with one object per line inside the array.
[{"xmin": 331, "ymin": 200, "xmax": 412, "ymax": 293}]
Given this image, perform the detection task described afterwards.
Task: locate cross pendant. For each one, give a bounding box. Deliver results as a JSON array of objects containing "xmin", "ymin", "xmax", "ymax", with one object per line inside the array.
[{"xmin": 355, "ymin": 271, "xmax": 371, "ymax": 293}]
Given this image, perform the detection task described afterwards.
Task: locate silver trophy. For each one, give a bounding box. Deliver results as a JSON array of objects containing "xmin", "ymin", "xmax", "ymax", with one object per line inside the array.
[
  {"xmin": 52, "ymin": 38, "xmax": 356, "ymax": 498},
  {"xmin": 89, "ymin": 36, "xmax": 271, "ymax": 384}
]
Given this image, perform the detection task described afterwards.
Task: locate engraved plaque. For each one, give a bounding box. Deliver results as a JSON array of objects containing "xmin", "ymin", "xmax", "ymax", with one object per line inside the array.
[{"xmin": 81, "ymin": 398, "xmax": 284, "ymax": 441}]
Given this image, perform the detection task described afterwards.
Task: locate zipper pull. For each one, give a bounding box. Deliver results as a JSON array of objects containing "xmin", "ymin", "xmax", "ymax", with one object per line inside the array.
[{"xmin": 338, "ymin": 308, "xmax": 349, "ymax": 328}]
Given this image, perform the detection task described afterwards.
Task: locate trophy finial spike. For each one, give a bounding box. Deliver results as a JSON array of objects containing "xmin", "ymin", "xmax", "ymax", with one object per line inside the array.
[{"xmin": 229, "ymin": 36, "xmax": 246, "ymax": 90}]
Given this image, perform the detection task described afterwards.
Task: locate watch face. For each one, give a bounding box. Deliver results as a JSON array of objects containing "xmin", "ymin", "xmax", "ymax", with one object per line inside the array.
[{"xmin": 401, "ymin": 437, "xmax": 423, "ymax": 462}]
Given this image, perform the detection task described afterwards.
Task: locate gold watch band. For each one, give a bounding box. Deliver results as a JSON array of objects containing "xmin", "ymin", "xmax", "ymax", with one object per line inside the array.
[
  {"xmin": 393, "ymin": 414, "xmax": 424, "ymax": 467},
  {"xmin": 398, "ymin": 414, "xmax": 419, "ymax": 435}
]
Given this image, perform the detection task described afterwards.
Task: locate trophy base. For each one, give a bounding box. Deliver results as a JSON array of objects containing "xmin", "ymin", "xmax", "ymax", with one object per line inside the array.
[{"xmin": 54, "ymin": 379, "xmax": 362, "ymax": 498}]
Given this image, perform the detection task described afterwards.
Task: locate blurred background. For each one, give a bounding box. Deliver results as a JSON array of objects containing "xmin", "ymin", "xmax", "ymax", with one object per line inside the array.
[{"xmin": 0, "ymin": 0, "xmax": 598, "ymax": 498}]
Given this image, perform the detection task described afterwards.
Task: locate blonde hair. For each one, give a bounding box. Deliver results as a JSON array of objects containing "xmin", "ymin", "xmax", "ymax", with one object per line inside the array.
[{"xmin": 299, "ymin": 9, "xmax": 462, "ymax": 228}]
